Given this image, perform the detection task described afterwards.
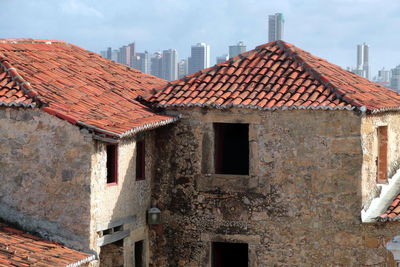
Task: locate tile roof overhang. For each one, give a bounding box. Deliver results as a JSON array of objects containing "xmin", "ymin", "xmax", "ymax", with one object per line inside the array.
[
  {"xmin": 378, "ymin": 193, "xmax": 400, "ymax": 222},
  {"xmin": 0, "ymin": 39, "xmax": 178, "ymax": 139},
  {"xmin": 0, "ymin": 222, "xmax": 95, "ymax": 266},
  {"xmin": 146, "ymin": 40, "xmax": 400, "ymax": 113}
]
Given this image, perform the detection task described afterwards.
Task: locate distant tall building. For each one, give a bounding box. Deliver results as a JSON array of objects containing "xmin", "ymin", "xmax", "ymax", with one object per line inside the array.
[
  {"xmin": 229, "ymin": 42, "xmax": 246, "ymax": 58},
  {"xmin": 132, "ymin": 51, "xmax": 150, "ymax": 74},
  {"xmin": 357, "ymin": 43, "xmax": 370, "ymax": 79},
  {"xmin": 111, "ymin": 49, "xmax": 119, "ymax": 62},
  {"xmin": 216, "ymin": 54, "xmax": 228, "ymax": 64},
  {"xmin": 373, "ymin": 68, "xmax": 391, "ymax": 88},
  {"xmin": 106, "ymin": 47, "xmax": 112, "ymax": 60},
  {"xmin": 350, "ymin": 43, "xmax": 370, "ymax": 80},
  {"xmin": 188, "ymin": 43, "xmax": 210, "ymax": 74},
  {"xmin": 150, "ymin": 52, "xmax": 163, "ymax": 78},
  {"xmin": 162, "ymin": 49, "xmax": 178, "ymax": 81},
  {"xmin": 128, "ymin": 42, "xmax": 135, "ymax": 63},
  {"xmin": 391, "ymin": 65, "xmax": 400, "ymax": 92},
  {"xmin": 178, "ymin": 59, "xmax": 188, "ymax": 79},
  {"xmin": 118, "ymin": 45, "xmax": 130, "ymax": 66},
  {"xmin": 268, "ymin": 13, "xmax": 284, "ymax": 42}
]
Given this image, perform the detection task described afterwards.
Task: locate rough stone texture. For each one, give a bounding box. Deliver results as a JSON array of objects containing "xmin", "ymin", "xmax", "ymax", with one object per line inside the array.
[
  {"xmin": 151, "ymin": 108, "xmax": 400, "ymax": 266},
  {"xmin": 99, "ymin": 242, "xmax": 124, "ymax": 267},
  {"xmin": 0, "ymin": 107, "xmax": 154, "ymax": 266},
  {"xmin": 361, "ymin": 113, "xmax": 400, "ymax": 210},
  {"xmin": 91, "ymin": 131, "xmax": 155, "ymax": 264},
  {"xmin": 0, "ymin": 107, "xmax": 93, "ymax": 251}
]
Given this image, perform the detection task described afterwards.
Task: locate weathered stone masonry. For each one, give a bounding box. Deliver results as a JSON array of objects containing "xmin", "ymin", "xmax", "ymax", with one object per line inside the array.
[{"xmin": 151, "ymin": 108, "xmax": 400, "ymax": 266}]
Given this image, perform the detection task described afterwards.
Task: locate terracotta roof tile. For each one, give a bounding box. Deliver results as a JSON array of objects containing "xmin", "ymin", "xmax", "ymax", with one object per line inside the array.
[
  {"xmin": 378, "ymin": 194, "xmax": 400, "ymax": 221},
  {"xmin": 0, "ymin": 39, "xmax": 177, "ymax": 138},
  {"xmin": 0, "ymin": 222, "xmax": 94, "ymax": 266},
  {"xmin": 147, "ymin": 40, "xmax": 400, "ymax": 112}
]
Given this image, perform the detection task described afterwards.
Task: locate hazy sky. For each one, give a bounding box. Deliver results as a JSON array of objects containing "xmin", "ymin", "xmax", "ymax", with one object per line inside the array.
[{"xmin": 1, "ymin": 0, "xmax": 399, "ymax": 77}]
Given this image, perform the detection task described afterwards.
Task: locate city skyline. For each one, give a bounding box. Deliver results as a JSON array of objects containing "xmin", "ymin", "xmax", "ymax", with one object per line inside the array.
[{"xmin": 11, "ymin": 0, "xmax": 399, "ymax": 78}]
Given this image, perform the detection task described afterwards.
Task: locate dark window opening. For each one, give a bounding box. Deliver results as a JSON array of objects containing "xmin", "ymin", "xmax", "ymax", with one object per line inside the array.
[
  {"xmin": 106, "ymin": 144, "xmax": 118, "ymax": 184},
  {"xmin": 136, "ymin": 140, "xmax": 145, "ymax": 180},
  {"xmin": 212, "ymin": 242, "xmax": 248, "ymax": 267},
  {"xmin": 377, "ymin": 126, "xmax": 388, "ymax": 183},
  {"xmin": 214, "ymin": 123, "xmax": 249, "ymax": 175},
  {"xmin": 135, "ymin": 240, "xmax": 144, "ymax": 267}
]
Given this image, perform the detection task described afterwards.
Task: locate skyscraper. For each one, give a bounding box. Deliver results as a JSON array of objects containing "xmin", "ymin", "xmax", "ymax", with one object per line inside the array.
[
  {"xmin": 177, "ymin": 59, "xmax": 188, "ymax": 79},
  {"xmin": 106, "ymin": 47, "xmax": 112, "ymax": 60},
  {"xmin": 268, "ymin": 13, "xmax": 284, "ymax": 42},
  {"xmin": 357, "ymin": 43, "xmax": 369, "ymax": 79},
  {"xmin": 111, "ymin": 49, "xmax": 119, "ymax": 62},
  {"xmin": 373, "ymin": 68, "xmax": 391, "ymax": 88},
  {"xmin": 391, "ymin": 65, "xmax": 400, "ymax": 92},
  {"xmin": 150, "ymin": 52, "xmax": 163, "ymax": 78},
  {"xmin": 229, "ymin": 42, "xmax": 246, "ymax": 58},
  {"xmin": 132, "ymin": 51, "xmax": 150, "ymax": 74},
  {"xmin": 188, "ymin": 43, "xmax": 210, "ymax": 74},
  {"xmin": 162, "ymin": 49, "xmax": 178, "ymax": 81},
  {"xmin": 216, "ymin": 54, "xmax": 228, "ymax": 64},
  {"xmin": 350, "ymin": 43, "xmax": 370, "ymax": 80},
  {"xmin": 118, "ymin": 45, "xmax": 131, "ymax": 66}
]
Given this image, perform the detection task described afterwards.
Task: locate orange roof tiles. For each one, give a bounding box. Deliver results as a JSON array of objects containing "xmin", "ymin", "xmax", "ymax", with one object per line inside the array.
[
  {"xmin": 147, "ymin": 41, "xmax": 400, "ymax": 113},
  {"xmin": 0, "ymin": 38, "xmax": 177, "ymax": 138},
  {"xmin": 378, "ymin": 194, "xmax": 400, "ymax": 222},
  {"xmin": 0, "ymin": 222, "xmax": 94, "ymax": 266}
]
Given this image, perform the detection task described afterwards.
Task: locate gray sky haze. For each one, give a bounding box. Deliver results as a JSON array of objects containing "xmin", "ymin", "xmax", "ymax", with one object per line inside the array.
[{"xmin": 1, "ymin": 0, "xmax": 399, "ymax": 77}]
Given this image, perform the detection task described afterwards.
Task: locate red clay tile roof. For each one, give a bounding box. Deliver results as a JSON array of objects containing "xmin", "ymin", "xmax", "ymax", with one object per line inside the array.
[
  {"xmin": 0, "ymin": 222, "xmax": 94, "ymax": 266},
  {"xmin": 378, "ymin": 194, "xmax": 400, "ymax": 222},
  {"xmin": 0, "ymin": 38, "xmax": 176, "ymax": 138},
  {"xmin": 147, "ymin": 40, "xmax": 400, "ymax": 113}
]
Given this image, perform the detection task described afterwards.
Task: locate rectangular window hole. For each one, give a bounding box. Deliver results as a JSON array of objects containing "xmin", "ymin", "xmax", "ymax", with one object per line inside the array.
[{"xmin": 214, "ymin": 123, "xmax": 249, "ymax": 175}]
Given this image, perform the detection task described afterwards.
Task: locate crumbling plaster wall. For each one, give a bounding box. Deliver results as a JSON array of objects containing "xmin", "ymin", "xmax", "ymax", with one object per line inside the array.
[
  {"xmin": 361, "ymin": 112, "xmax": 400, "ymax": 210},
  {"xmin": 91, "ymin": 131, "xmax": 155, "ymax": 265},
  {"xmin": 151, "ymin": 107, "xmax": 400, "ymax": 266},
  {"xmin": 0, "ymin": 107, "xmax": 93, "ymax": 251}
]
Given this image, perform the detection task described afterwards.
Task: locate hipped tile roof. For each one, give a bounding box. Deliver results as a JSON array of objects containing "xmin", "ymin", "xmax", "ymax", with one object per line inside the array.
[
  {"xmin": 378, "ymin": 194, "xmax": 400, "ymax": 222},
  {"xmin": 147, "ymin": 41, "xmax": 400, "ymax": 113},
  {"xmin": 0, "ymin": 39, "xmax": 177, "ymax": 138},
  {"xmin": 0, "ymin": 222, "xmax": 94, "ymax": 266}
]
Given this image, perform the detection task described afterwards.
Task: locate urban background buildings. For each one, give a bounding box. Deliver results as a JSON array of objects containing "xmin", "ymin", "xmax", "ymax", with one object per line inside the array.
[{"xmin": 100, "ymin": 12, "xmax": 400, "ymax": 93}]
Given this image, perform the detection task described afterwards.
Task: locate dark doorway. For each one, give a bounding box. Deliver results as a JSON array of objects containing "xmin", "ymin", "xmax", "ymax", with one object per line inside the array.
[
  {"xmin": 212, "ymin": 242, "xmax": 248, "ymax": 267},
  {"xmin": 135, "ymin": 240, "xmax": 144, "ymax": 267}
]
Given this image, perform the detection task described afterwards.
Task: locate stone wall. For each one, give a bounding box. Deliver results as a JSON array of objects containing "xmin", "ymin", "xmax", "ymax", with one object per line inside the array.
[
  {"xmin": 361, "ymin": 113, "xmax": 400, "ymax": 209},
  {"xmin": 91, "ymin": 131, "xmax": 155, "ymax": 265},
  {"xmin": 0, "ymin": 107, "xmax": 93, "ymax": 251},
  {"xmin": 151, "ymin": 108, "xmax": 400, "ymax": 266}
]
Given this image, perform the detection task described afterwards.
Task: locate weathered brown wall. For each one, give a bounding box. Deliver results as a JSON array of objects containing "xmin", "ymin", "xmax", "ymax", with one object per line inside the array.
[
  {"xmin": 0, "ymin": 107, "xmax": 93, "ymax": 251},
  {"xmin": 151, "ymin": 108, "xmax": 399, "ymax": 266}
]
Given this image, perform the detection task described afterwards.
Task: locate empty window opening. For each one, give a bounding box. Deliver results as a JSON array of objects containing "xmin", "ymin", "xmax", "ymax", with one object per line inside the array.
[
  {"xmin": 106, "ymin": 144, "xmax": 118, "ymax": 184},
  {"xmin": 99, "ymin": 239, "xmax": 124, "ymax": 267},
  {"xmin": 135, "ymin": 240, "xmax": 144, "ymax": 267},
  {"xmin": 136, "ymin": 140, "xmax": 145, "ymax": 180},
  {"xmin": 377, "ymin": 126, "xmax": 388, "ymax": 183},
  {"xmin": 212, "ymin": 242, "xmax": 248, "ymax": 267},
  {"xmin": 214, "ymin": 123, "xmax": 249, "ymax": 175}
]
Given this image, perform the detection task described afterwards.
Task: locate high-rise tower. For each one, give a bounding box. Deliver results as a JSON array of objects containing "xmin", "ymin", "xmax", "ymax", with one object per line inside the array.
[
  {"xmin": 356, "ymin": 43, "xmax": 369, "ymax": 79},
  {"xmin": 268, "ymin": 13, "xmax": 284, "ymax": 42},
  {"xmin": 188, "ymin": 43, "xmax": 210, "ymax": 75}
]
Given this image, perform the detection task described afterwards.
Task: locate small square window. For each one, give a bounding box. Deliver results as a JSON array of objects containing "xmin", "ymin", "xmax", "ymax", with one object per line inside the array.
[
  {"xmin": 136, "ymin": 140, "xmax": 145, "ymax": 180},
  {"xmin": 106, "ymin": 144, "xmax": 118, "ymax": 184},
  {"xmin": 214, "ymin": 123, "xmax": 249, "ymax": 175}
]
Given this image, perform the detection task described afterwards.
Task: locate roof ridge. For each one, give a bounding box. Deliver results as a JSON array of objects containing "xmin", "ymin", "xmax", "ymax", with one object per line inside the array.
[
  {"xmin": 0, "ymin": 39, "xmax": 68, "ymax": 45},
  {"xmin": 275, "ymin": 40, "xmax": 365, "ymax": 111},
  {"xmin": 0, "ymin": 56, "xmax": 46, "ymax": 107}
]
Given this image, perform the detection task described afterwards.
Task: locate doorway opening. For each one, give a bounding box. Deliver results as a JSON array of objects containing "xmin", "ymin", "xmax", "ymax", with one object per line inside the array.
[
  {"xmin": 134, "ymin": 240, "xmax": 144, "ymax": 267},
  {"xmin": 212, "ymin": 242, "xmax": 248, "ymax": 267},
  {"xmin": 99, "ymin": 239, "xmax": 124, "ymax": 267}
]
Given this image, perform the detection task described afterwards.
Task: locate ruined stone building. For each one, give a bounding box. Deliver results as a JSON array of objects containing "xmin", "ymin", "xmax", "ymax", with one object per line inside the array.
[{"xmin": 2, "ymin": 38, "xmax": 400, "ymax": 266}]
